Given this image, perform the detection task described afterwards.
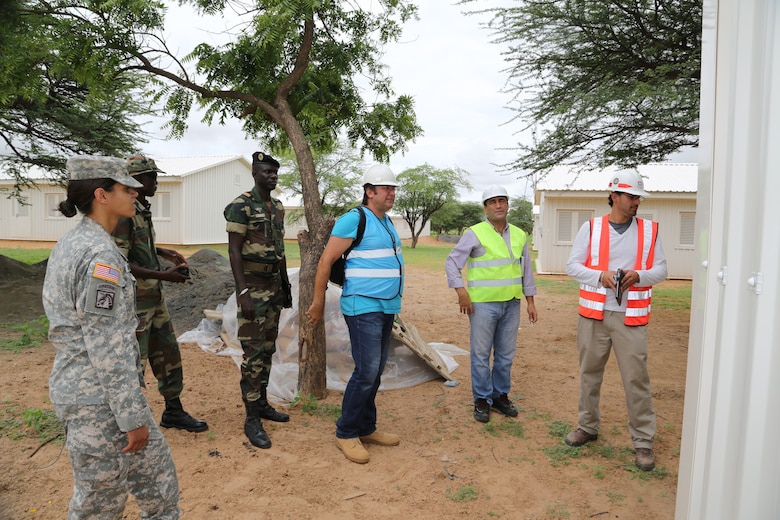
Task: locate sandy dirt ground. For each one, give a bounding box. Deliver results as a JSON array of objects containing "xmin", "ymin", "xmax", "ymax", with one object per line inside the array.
[{"xmin": 0, "ymin": 237, "xmax": 689, "ymax": 519}]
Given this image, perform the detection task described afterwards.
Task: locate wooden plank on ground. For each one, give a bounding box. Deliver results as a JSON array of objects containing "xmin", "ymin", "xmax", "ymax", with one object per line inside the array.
[{"xmin": 392, "ymin": 315, "xmax": 452, "ymax": 381}]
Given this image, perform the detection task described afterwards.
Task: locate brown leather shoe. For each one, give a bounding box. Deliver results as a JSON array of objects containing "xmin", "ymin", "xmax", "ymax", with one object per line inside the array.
[
  {"xmin": 360, "ymin": 431, "xmax": 400, "ymax": 446},
  {"xmin": 564, "ymin": 428, "xmax": 598, "ymax": 447},
  {"xmin": 335, "ymin": 437, "xmax": 369, "ymax": 464},
  {"xmin": 635, "ymin": 448, "xmax": 655, "ymax": 471}
]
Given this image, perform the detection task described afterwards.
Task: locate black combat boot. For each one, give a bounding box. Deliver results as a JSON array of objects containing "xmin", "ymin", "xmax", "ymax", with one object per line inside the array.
[
  {"xmin": 244, "ymin": 399, "xmax": 272, "ymax": 449},
  {"xmin": 257, "ymin": 387, "xmax": 290, "ymax": 422},
  {"xmin": 160, "ymin": 397, "xmax": 209, "ymax": 432}
]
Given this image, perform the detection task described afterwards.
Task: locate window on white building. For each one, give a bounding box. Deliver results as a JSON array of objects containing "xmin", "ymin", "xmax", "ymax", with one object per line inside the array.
[
  {"xmin": 679, "ymin": 211, "xmax": 696, "ymax": 247},
  {"xmin": 557, "ymin": 210, "xmax": 594, "ymax": 243},
  {"xmin": 150, "ymin": 192, "xmax": 171, "ymax": 220},
  {"xmin": 44, "ymin": 193, "xmax": 66, "ymax": 218}
]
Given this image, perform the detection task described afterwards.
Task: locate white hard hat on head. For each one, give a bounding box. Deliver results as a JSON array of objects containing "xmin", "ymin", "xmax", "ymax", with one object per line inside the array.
[
  {"xmin": 608, "ymin": 170, "xmax": 651, "ymax": 197},
  {"xmin": 362, "ymin": 164, "xmax": 399, "ymax": 187},
  {"xmin": 481, "ymin": 185, "xmax": 509, "ymax": 204}
]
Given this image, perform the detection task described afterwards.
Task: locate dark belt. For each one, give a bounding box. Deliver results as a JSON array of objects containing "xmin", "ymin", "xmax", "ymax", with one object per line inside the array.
[{"xmin": 243, "ymin": 261, "xmax": 280, "ymax": 274}]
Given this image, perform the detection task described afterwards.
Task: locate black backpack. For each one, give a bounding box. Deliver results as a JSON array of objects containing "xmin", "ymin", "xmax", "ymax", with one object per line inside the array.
[{"xmin": 328, "ymin": 206, "xmax": 367, "ymax": 286}]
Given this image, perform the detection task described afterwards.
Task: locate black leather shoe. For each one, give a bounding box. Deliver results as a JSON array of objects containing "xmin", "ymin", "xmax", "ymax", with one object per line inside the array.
[
  {"xmin": 258, "ymin": 401, "xmax": 290, "ymax": 422},
  {"xmin": 491, "ymin": 394, "xmax": 519, "ymax": 417},
  {"xmin": 160, "ymin": 399, "xmax": 209, "ymax": 432},
  {"xmin": 474, "ymin": 399, "xmax": 490, "ymax": 423},
  {"xmin": 244, "ymin": 417, "xmax": 272, "ymax": 449}
]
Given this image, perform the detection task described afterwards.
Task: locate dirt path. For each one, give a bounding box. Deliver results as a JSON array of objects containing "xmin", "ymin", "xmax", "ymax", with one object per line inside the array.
[{"xmin": 0, "ymin": 242, "xmax": 688, "ymax": 519}]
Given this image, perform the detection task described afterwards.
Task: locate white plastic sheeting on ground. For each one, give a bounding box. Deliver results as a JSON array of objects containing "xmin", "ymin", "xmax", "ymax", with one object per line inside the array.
[{"xmin": 178, "ymin": 268, "xmax": 467, "ymax": 403}]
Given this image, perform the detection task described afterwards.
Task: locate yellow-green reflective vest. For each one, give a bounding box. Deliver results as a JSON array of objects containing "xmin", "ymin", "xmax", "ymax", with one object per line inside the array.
[{"xmin": 466, "ymin": 221, "xmax": 526, "ymax": 302}]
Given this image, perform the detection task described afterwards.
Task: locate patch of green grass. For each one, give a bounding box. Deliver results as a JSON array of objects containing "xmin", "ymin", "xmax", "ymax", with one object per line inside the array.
[
  {"xmin": 0, "ymin": 315, "xmax": 49, "ymax": 352},
  {"xmin": 606, "ymin": 491, "xmax": 626, "ymax": 504},
  {"xmin": 653, "ymin": 284, "xmax": 692, "ymax": 310},
  {"xmin": 445, "ymin": 485, "xmax": 478, "ymax": 502},
  {"xmin": 546, "ymin": 503, "xmax": 570, "ymax": 519},
  {"xmin": 399, "ymin": 242, "xmax": 455, "ymax": 270},
  {"xmin": 292, "ymin": 393, "xmax": 341, "ymax": 422},
  {"xmin": 525, "ymin": 407, "xmax": 551, "ymax": 420},
  {"xmin": 535, "ymin": 277, "xmax": 580, "ymax": 294},
  {"xmin": 546, "ymin": 419, "xmax": 572, "ymax": 439},
  {"xmin": 482, "ymin": 417, "xmax": 527, "ymax": 438},
  {"xmin": 0, "ymin": 405, "xmax": 63, "ymax": 443},
  {"xmin": 542, "ymin": 444, "xmax": 583, "ymax": 467},
  {"xmin": 0, "ymin": 248, "xmax": 51, "ymax": 265}
]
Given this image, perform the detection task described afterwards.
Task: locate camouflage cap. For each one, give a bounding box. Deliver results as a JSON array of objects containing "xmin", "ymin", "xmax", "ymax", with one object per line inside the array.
[
  {"xmin": 67, "ymin": 155, "xmax": 143, "ymax": 188},
  {"xmin": 126, "ymin": 154, "xmax": 165, "ymax": 176}
]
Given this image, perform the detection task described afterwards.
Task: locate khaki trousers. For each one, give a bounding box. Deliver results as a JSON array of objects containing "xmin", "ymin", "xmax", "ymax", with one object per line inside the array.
[{"xmin": 576, "ymin": 311, "xmax": 656, "ymax": 448}]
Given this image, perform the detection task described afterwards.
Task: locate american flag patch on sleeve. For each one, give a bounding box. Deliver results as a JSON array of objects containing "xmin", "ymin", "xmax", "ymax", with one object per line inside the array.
[{"xmin": 93, "ymin": 263, "xmax": 121, "ymax": 284}]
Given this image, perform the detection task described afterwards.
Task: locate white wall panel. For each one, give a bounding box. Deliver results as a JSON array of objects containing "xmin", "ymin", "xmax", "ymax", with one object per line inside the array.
[{"xmin": 677, "ymin": 0, "xmax": 780, "ymax": 517}]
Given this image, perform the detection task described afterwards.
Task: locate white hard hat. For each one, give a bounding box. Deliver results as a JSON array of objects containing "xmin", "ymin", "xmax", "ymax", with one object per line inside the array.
[
  {"xmin": 608, "ymin": 170, "xmax": 651, "ymax": 198},
  {"xmin": 362, "ymin": 164, "xmax": 399, "ymax": 187},
  {"xmin": 481, "ymin": 185, "xmax": 509, "ymax": 204}
]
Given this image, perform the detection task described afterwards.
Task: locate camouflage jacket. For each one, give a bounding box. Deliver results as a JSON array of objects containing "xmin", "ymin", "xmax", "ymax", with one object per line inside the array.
[
  {"xmin": 113, "ymin": 199, "xmax": 162, "ymax": 308},
  {"xmin": 224, "ymin": 187, "xmax": 286, "ymax": 271},
  {"xmin": 44, "ymin": 217, "xmax": 152, "ymax": 432}
]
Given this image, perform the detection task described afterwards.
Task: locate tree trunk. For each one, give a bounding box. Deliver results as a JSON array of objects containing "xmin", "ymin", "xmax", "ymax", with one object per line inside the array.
[
  {"xmin": 279, "ymin": 106, "xmax": 330, "ymax": 399},
  {"xmin": 296, "ymin": 227, "xmax": 329, "ymax": 398}
]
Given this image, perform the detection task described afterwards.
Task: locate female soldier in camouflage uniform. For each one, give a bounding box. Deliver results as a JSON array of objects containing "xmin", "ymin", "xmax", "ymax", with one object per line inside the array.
[{"xmin": 43, "ymin": 156, "xmax": 180, "ymax": 519}]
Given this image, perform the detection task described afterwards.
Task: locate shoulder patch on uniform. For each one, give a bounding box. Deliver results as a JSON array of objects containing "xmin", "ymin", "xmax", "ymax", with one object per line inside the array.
[
  {"xmin": 242, "ymin": 192, "xmax": 252, "ymax": 197},
  {"xmin": 94, "ymin": 283, "xmax": 117, "ymax": 310},
  {"xmin": 93, "ymin": 263, "xmax": 121, "ymax": 284}
]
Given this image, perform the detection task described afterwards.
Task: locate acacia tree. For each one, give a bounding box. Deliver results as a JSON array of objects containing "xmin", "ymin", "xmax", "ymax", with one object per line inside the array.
[
  {"xmin": 0, "ymin": 2, "xmax": 147, "ymax": 196},
  {"xmin": 277, "ymin": 144, "xmax": 364, "ymax": 222},
  {"xmin": 465, "ymin": 0, "xmax": 702, "ymax": 175},
  {"xmin": 16, "ymin": 1, "xmax": 423, "ymax": 398},
  {"xmin": 430, "ymin": 200, "xmax": 483, "ymax": 235},
  {"xmin": 507, "ymin": 197, "xmax": 533, "ymax": 234},
  {"xmin": 394, "ymin": 164, "xmax": 471, "ymax": 247}
]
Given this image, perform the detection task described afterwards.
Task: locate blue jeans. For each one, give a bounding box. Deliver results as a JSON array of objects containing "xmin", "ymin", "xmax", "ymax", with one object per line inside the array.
[
  {"xmin": 336, "ymin": 312, "xmax": 394, "ymax": 439},
  {"xmin": 469, "ymin": 300, "xmax": 521, "ymax": 403}
]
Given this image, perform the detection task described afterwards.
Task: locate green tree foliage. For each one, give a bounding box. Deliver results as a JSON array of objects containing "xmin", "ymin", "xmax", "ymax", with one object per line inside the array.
[
  {"xmin": 394, "ymin": 164, "xmax": 471, "ymax": 247},
  {"xmin": 465, "ymin": 0, "xmax": 702, "ymax": 174},
  {"xmin": 507, "ymin": 197, "xmax": 533, "ymax": 234},
  {"xmin": 0, "ymin": 1, "xmax": 148, "ymax": 196},
  {"xmin": 7, "ymin": 0, "xmax": 423, "ymax": 398},
  {"xmin": 277, "ymin": 144, "xmax": 364, "ymax": 222},
  {"xmin": 430, "ymin": 200, "xmax": 483, "ymax": 235}
]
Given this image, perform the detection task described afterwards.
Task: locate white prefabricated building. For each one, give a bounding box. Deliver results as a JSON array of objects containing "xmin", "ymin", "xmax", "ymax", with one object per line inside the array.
[
  {"xmin": 534, "ymin": 163, "xmax": 698, "ymax": 279},
  {"xmin": 676, "ymin": 0, "xmax": 780, "ymax": 518},
  {"xmin": 0, "ymin": 155, "xmax": 427, "ymax": 244},
  {"xmin": 0, "ymin": 156, "xmax": 255, "ymax": 244}
]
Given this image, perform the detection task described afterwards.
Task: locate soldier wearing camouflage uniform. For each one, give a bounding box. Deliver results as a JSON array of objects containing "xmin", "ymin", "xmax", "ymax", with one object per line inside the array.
[
  {"xmin": 224, "ymin": 151, "xmax": 293, "ymax": 449},
  {"xmin": 44, "ymin": 155, "xmax": 180, "ymax": 519},
  {"xmin": 113, "ymin": 155, "xmax": 208, "ymax": 433}
]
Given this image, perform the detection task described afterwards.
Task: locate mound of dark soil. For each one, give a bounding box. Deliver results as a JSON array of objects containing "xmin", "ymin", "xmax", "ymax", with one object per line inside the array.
[{"xmin": 163, "ymin": 249, "xmax": 235, "ymax": 334}]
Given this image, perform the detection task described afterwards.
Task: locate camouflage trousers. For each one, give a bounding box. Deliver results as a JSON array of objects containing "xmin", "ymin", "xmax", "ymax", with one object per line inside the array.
[
  {"xmin": 54, "ymin": 403, "xmax": 180, "ymax": 519},
  {"xmin": 237, "ymin": 279, "xmax": 284, "ymax": 403},
  {"xmin": 136, "ymin": 299, "xmax": 184, "ymax": 401}
]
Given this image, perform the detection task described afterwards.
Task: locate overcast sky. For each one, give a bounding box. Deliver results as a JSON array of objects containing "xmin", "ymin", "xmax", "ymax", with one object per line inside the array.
[{"xmin": 139, "ymin": 1, "xmax": 532, "ymax": 202}]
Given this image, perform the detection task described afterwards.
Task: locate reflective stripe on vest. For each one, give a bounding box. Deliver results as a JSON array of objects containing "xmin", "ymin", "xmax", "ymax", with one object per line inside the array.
[
  {"xmin": 579, "ymin": 216, "xmax": 657, "ymax": 326},
  {"xmin": 466, "ymin": 221, "xmax": 526, "ymax": 302}
]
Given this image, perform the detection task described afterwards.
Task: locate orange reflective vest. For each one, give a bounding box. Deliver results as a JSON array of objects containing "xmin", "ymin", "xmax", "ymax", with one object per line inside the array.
[{"xmin": 578, "ymin": 215, "xmax": 658, "ymax": 326}]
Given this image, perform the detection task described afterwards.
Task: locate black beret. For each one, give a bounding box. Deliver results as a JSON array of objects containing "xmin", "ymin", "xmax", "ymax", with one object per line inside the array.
[{"xmin": 252, "ymin": 151, "xmax": 280, "ymax": 168}]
